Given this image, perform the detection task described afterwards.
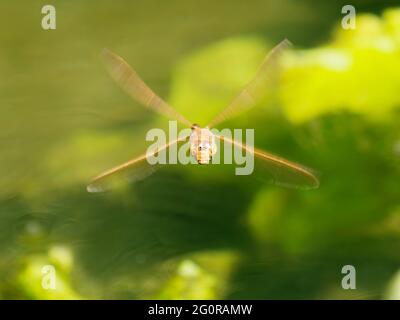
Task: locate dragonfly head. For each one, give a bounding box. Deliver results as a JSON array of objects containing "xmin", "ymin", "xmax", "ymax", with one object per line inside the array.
[{"xmin": 190, "ymin": 127, "xmax": 217, "ymax": 164}]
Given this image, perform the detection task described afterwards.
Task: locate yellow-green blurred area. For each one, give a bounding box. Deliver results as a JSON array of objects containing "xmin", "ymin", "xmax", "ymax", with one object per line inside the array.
[{"xmin": 1, "ymin": 0, "xmax": 400, "ymax": 299}]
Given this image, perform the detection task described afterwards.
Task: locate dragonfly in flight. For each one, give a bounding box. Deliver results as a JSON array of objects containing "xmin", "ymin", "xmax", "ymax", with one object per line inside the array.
[{"xmin": 87, "ymin": 39, "xmax": 319, "ymax": 192}]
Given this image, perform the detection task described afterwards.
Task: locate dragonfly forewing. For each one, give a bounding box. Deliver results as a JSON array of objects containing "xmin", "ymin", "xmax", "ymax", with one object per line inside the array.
[{"xmin": 215, "ymin": 133, "xmax": 319, "ymax": 189}]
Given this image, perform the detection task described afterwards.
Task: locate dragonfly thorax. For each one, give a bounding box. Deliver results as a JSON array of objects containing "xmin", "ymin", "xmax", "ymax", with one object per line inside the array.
[{"xmin": 190, "ymin": 126, "xmax": 217, "ymax": 164}]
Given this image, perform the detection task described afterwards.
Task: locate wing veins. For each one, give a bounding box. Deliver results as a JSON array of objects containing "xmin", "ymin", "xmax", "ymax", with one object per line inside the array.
[
  {"xmin": 87, "ymin": 134, "xmax": 190, "ymax": 192},
  {"xmin": 101, "ymin": 48, "xmax": 192, "ymax": 127},
  {"xmin": 215, "ymin": 133, "xmax": 319, "ymax": 188}
]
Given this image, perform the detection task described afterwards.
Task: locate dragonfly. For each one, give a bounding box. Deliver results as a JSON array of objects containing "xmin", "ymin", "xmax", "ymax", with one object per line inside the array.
[{"xmin": 87, "ymin": 39, "xmax": 319, "ymax": 192}]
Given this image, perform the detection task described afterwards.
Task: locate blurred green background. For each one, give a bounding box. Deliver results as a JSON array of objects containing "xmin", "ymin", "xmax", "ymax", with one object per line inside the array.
[{"xmin": 1, "ymin": 0, "xmax": 400, "ymax": 299}]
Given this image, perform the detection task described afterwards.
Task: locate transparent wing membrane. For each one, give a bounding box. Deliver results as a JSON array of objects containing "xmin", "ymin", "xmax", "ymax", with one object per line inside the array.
[
  {"xmin": 87, "ymin": 135, "xmax": 190, "ymax": 193},
  {"xmin": 215, "ymin": 134, "xmax": 319, "ymax": 189},
  {"xmin": 207, "ymin": 39, "xmax": 292, "ymax": 128},
  {"xmin": 101, "ymin": 48, "xmax": 192, "ymax": 127},
  {"xmin": 90, "ymin": 41, "xmax": 319, "ymax": 192}
]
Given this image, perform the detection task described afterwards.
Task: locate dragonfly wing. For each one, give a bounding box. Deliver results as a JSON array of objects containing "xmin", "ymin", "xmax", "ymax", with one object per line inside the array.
[
  {"xmin": 207, "ymin": 39, "xmax": 291, "ymax": 128},
  {"xmin": 87, "ymin": 134, "xmax": 190, "ymax": 193},
  {"xmin": 101, "ymin": 48, "xmax": 192, "ymax": 127},
  {"xmin": 215, "ymin": 134, "xmax": 319, "ymax": 189}
]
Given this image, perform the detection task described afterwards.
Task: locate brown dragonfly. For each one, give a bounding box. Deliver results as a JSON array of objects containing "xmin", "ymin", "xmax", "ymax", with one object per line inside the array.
[{"xmin": 87, "ymin": 39, "xmax": 319, "ymax": 192}]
